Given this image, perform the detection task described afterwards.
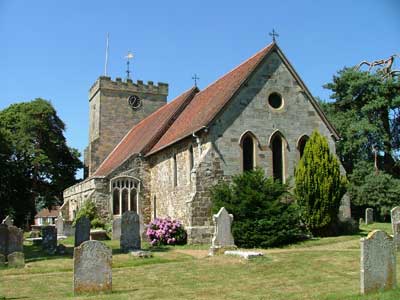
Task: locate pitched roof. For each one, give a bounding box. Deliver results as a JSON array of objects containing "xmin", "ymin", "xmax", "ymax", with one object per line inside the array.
[
  {"xmin": 35, "ymin": 206, "xmax": 60, "ymax": 218},
  {"xmin": 93, "ymin": 87, "xmax": 198, "ymax": 176},
  {"xmin": 147, "ymin": 43, "xmax": 275, "ymax": 155}
]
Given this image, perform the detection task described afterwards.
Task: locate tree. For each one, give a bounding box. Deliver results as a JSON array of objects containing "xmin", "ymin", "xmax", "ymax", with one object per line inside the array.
[
  {"xmin": 322, "ymin": 68, "xmax": 400, "ymax": 176},
  {"xmin": 211, "ymin": 168, "xmax": 306, "ymax": 248},
  {"xmin": 0, "ymin": 99, "xmax": 82, "ymax": 225},
  {"xmin": 295, "ymin": 131, "xmax": 347, "ymax": 236}
]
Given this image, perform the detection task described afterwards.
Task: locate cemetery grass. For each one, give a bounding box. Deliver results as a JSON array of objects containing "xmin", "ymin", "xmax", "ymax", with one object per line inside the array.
[{"xmin": 1, "ymin": 223, "xmax": 399, "ymax": 300}]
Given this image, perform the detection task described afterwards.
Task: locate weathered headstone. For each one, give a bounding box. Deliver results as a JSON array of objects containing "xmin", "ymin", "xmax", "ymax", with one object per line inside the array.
[
  {"xmin": 393, "ymin": 222, "xmax": 400, "ymax": 251},
  {"xmin": 74, "ymin": 217, "xmax": 90, "ymax": 247},
  {"xmin": 0, "ymin": 224, "xmax": 9, "ymax": 256},
  {"xmin": 73, "ymin": 240, "xmax": 112, "ymax": 295},
  {"xmin": 365, "ymin": 208, "xmax": 373, "ymax": 225},
  {"xmin": 209, "ymin": 207, "xmax": 236, "ymax": 255},
  {"xmin": 56, "ymin": 215, "xmax": 64, "ymax": 236},
  {"xmin": 0, "ymin": 254, "xmax": 5, "ymax": 267},
  {"xmin": 120, "ymin": 211, "xmax": 141, "ymax": 252},
  {"xmin": 7, "ymin": 252, "xmax": 25, "ymax": 268},
  {"xmin": 7, "ymin": 226, "xmax": 23, "ymax": 254},
  {"xmin": 112, "ymin": 217, "xmax": 121, "ymax": 240},
  {"xmin": 2, "ymin": 216, "xmax": 13, "ymax": 226},
  {"xmin": 41, "ymin": 226, "xmax": 57, "ymax": 254},
  {"xmin": 360, "ymin": 230, "xmax": 396, "ymax": 294},
  {"xmin": 391, "ymin": 207, "xmax": 400, "ymax": 234},
  {"xmin": 64, "ymin": 221, "xmax": 75, "ymax": 237}
]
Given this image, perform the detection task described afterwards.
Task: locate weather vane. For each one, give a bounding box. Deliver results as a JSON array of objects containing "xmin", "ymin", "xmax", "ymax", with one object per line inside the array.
[
  {"xmin": 192, "ymin": 74, "xmax": 200, "ymax": 87},
  {"xmin": 269, "ymin": 29, "xmax": 279, "ymax": 42},
  {"xmin": 125, "ymin": 51, "xmax": 134, "ymax": 80}
]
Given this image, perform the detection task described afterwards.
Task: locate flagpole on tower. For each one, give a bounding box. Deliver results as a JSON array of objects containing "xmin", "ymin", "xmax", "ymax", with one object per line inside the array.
[{"xmin": 104, "ymin": 33, "xmax": 109, "ymax": 76}]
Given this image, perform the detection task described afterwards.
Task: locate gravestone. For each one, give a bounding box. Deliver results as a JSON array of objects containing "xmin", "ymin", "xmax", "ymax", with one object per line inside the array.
[
  {"xmin": 56, "ymin": 215, "xmax": 64, "ymax": 236},
  {"xmin": 209, "ymin": 207, "xmax": 236, "ymax": 255},
  {"xmin": 74, "ymin": 217, "xmax": 90, "ymax": 247},
  {"xmin": 393, "ymin": 222, "xmax": 400, "ymax": 251},
  {"xmin": 73, "ymin": 240, "xmax": 112, "ymax": 295},
  {"xmin": 7, "ymin": 226, "xmax": 23, "ymax": 254},
  {"xmin": 112, "ymin": 217, "xmax": 121, "ymax": 240},
  {"xmin": 2, "ymin": 216, "xmax": 13, "ymax": 226},
  {"xmin": 365, "ymin": 208, "xmax": 373, "ymax": 225},
  {"xmin": 360, "ymin": 230, "xmax": 396, "ymax": 294},
  {"xmin": 120, "ymin": 211, "xmax": 141, "ymax": 252},
  {"xmin": 0, "ymin": 224, "xmax": 9, "ymax": 256},
  {"xmin": 391, "ymin": 206, "xmax": 400, "ymax": 235},
  {"xmin": 7, "ymin": 252, "xmax": 25, "ymax": 268},
  {"xmin": 0, "ymin": 254, "xmax": 5, "ymax": 267},
  {"xmin": 41, "ymin": 226, "xmax": 57, "ymax": 254},
  {"xmin": 64, "ymin": 221, "xmax": 75, "ymax": 237}
]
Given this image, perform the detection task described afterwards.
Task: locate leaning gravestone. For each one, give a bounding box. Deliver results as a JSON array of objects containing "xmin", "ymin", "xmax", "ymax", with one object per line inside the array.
[
  {"xmin": 56, "ymin": 215, "xmax": 64, "ymax": 236},
  {"xmin": 391, "ymin": 207, "xmax": 400, "ymax": 234},
  {"xmin": 0, "ymin": 224, "xmax": 9, "ymax": 256},
  {"xmin": 365, "ymin": 208, "xmax": 373, "ymax": 225},
  {"xmin": 74, "ymin": 217, "xmax": 90, "ymax": 247},
  {"xmin": 7, "ymin": 226, "xmax": 23, "ymax": 254},
  {"xmin": 42, "ymin": 226, "xmax": 57, "ymax": 254},
  {"xmin": 73, "ymin": 240, "xmax": 112, "ymax": 295},
  {"xmin": 7, "ymin": 252, "xmax": 25, "ymax": 268},
  {"xmin": 2, "ymin": 216, "xmax": 13, "ymax": 226},
  {"xmin": 360, "ymin": 230, "xmax": 396, "ymax": 294},
  {"xmin": 120, "ymin": 211, "xmax": 141, "ymax": 252},
  {"xmin": 209, "ymin": 207, "xmax": 236, "ymax": 256},
  {"xmin": 112, "ymin": 217, "xmax": 121, "ymax": 240}
]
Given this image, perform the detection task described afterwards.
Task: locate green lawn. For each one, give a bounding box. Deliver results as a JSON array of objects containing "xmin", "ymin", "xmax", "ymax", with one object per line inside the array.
[{"xmin": 1, "ymin": 222, "xmax": 399, "ymax": 300}]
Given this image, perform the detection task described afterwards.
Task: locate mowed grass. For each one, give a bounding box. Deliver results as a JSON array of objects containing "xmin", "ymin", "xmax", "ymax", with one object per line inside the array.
[{"xmin": 1, "ymin": 222, "xmax": 399, "ymax": 300}]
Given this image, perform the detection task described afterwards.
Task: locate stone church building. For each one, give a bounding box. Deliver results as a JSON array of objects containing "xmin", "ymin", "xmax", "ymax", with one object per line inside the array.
[{"xmin": 63, "ymin": 42, "xmax": 350, "ymax": 243}]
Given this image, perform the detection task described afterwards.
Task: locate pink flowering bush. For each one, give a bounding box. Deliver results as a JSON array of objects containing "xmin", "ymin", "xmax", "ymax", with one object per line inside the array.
[{"xmin": 146, "ymin": 217, "xmax": 187, "ymax": 246}]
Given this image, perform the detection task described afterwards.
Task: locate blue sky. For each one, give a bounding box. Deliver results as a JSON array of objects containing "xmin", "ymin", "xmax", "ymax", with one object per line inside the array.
[{"xmin": 1, "ymin": 1, "xmax": 399, "ymax": 178}]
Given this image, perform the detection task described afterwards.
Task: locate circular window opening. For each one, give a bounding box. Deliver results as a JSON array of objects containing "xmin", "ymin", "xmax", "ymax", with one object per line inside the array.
[{"xmin": 268, "ymin": 93, "xmax": 283, "ymax": 109}]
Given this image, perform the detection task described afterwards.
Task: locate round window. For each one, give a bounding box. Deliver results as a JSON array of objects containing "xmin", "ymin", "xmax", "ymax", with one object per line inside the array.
[{"xmin": 268, "ymin": 93, "xmax": 283, "ymax": 109}]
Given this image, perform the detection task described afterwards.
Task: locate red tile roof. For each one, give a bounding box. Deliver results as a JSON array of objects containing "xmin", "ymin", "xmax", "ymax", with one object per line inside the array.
[
  {"xmin": 147, "ymin": 43, "xmax": 275, "ymax": 155},
  {"xmin": 93, "ymin": 87, "xmax": 198, "ymax": 176},
  {"xmin": 35, "ymin": 206, "xmax": 60, "ymax": 218}
]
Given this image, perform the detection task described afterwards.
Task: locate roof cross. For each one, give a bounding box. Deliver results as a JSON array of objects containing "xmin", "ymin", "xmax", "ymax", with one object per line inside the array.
[
  {"xmin": 192, "ymin": 74, "xmax": 200, "ymax": 87},
  {"xmin": 125, "ymin": 51, "xmax": 134, "ymax": 80},
  {"xmin": 269, "ymin": 29, "xmax": 279, "ymax": 42}
]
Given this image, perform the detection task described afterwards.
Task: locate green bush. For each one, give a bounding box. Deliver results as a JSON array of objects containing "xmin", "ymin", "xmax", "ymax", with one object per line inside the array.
[
  {"xmin": 73, "ymin": 200, "xmax": 105, "ymax": 229},
  {"xmin": 211, "ymin": 168, "xmax": 307, "ymax": 248},
  {"xmin": 295, "ymin": 131, "xmax": 347, "ymax": 236}
]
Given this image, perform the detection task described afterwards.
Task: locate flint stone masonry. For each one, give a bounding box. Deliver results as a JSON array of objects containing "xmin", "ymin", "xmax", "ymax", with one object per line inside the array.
[
  {"xmin": 391, "ymin": 207, "xmax": 400, "ymax": 234},
  {"xmin": 365, "ymin": 208, "xmax": 373, "ymax": 225},
  {"xmin": 224, "ymin": 250, "xmax": 264, "ymax": 260},
  {"xmin": 73, "ymin": 240, "xmax": 112, "ymax": 295},
  {"xmin": 75, "ymin": 217, "xmax": 90, "ymax": 247},
  {"xmin": 360, "ymin": 230, "xmax": 396, "ymax": 294},
  {"xmin": 8, "ymin": 226, "xmax": 23, "ymax": 254},
  {"xmin": 7, "ymin": 252, "xmax": 25, "ymax": 268},
  {"xmin": 120, "ymin": 211, "xmax": 141, "ymax": 252},
  {"xmin": 2, "ymin": 216, "xmax": 13, "ymax": 226},
  {"xmin": 41, "ymin": 226, "xmax": 57, "ymax": 254},
  {"xmin": 0, "ymin": 224, "xmax": 9, "ymax": 256},
  {"xmin": 112, "ymin": 217, "xmax": 121, "ymax": 240}
]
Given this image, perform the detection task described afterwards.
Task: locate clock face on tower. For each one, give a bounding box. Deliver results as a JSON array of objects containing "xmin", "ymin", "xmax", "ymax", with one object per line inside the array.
[{"xmin": 127, "ymin": 95, "xmax": 142, "ymax": 110}]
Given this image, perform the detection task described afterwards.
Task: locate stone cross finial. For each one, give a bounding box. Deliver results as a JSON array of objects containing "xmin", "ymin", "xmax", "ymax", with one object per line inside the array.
[
  {"xmin": 269, "ymin": 29, "xmax": 279, "ymax": 42},
  {"xmin": 192, "ymin": 74, "xmax": 200, "ymax": 87}
]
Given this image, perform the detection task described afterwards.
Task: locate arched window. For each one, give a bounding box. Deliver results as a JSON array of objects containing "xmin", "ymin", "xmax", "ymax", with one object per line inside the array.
[
  {"xmin": 130, "ymin": 188, "xmax": 137, "ymax": 213},
  {"xmin": 270, "ymin": 133, "xmax": 285, "ymax": 182},
  {"xmin": 242, "ymin": 134, "xmax": 255, "ymax": 172},
  {"xmin": 121, "ymin": 189, "xmax": 129, "ymax": 214},
  {"xmin": 297, "ymin": 135, "xmax": 309, "ymax": 158},
  {"xmin": 110, "ymin": 177, "xmax": 139, "ymax": 216},
  {"xmin": 113, "ymin": 189, "xmax": 120, "ymax": 215}
]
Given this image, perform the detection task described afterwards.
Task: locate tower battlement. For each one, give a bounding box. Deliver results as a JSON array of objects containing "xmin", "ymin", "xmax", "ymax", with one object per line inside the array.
[{"xmin": 89, "ymin": 76, "xmax": 168, "ymax": 101}]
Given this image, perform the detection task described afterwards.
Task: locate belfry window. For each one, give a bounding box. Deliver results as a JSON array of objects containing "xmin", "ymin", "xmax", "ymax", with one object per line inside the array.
[
  {"xmin": 241, "ymin": 133, "xmax": 256, "ymax": 172},
  {"xmin": 111, "ymin": 177, "xmax": 139, "ymax": 216},
  {"xmin": 271, "ymin": 134, "xmax": 284, "ymax": 182}
]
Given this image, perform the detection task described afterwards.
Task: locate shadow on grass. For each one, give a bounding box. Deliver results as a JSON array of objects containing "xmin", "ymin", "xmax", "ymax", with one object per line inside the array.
[{"xmin": 23, "ymin": 243, "xmax": 73, "ymax": 263}]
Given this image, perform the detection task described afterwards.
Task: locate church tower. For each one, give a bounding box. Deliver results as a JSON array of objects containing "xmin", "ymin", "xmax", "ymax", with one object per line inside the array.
[{"xmin": 84, "ymin": 76, "xmax": 168, "ymax": 176}]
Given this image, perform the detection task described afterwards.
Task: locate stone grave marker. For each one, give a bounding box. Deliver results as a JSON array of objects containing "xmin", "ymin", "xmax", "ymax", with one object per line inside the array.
[
  {"xmin": 74, "ymin": 216, "xmax": 90, "ymax": 247},
  {"xmin": 365, "ymin": 208, "xmax": 373, "ymax": 225},
  {"xmin": 56, "ymin": 215, "xmax": 64, "ymax": 236},
  {"xmin": 209, "ymin": 207, "xmax": 236, "ymax": 255},
  {"xmin": 360, "ymin": 230, "xmax": 396, "ymax": 294},
  {"xmin": 2, "ymin": 216, "xmax": 13, "ymax": 226},
  {"xmin": 393, "ymin": 222, "xmax": 400, "ymax": 251},
  {"xmin": 41, "ymin": 226, "xmax": 57, "ymax": 254},
  {"xmin": 64, "ymin": 221, "xmax": 75, "ymax": 237},
  {"xmin": 112, "ymin": 217, "xmax": 121, "ymax": 240},
  {"xmin": 7, "ymin": 226, "xmax": 23, "ymax": 254},
  {"xmin": 0, "ymin": 224, "xmax": 9, "ymax": 256},
  {"xmin": 7, "ymin": 252, "xmax": 25, "ymax": 268},
  {"xmin": 73, "ymin": 240, "xmax": 112, "ymax": 295},
  {"xmin": 391, "ymin": 206, "xmax": 400, "ymax": 234},
  {"xmin": 0, "ymin": 253, "xmax": 5, "ymax": 267},
  {"xmin": 120, "ymin": 211, "xmax": 141, "ymax": 252}
]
